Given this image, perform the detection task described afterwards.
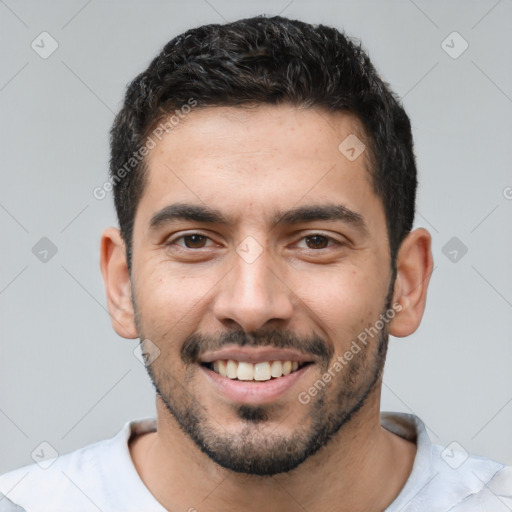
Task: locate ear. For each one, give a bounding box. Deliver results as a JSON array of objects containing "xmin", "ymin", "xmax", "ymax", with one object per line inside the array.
[
  {"xmin": 389, "ymin": 228, "xmax": 433, "ymax": 338},
  {"xmin": 100, "ymin": 227, "xmax": 138, "ymax": 339}
]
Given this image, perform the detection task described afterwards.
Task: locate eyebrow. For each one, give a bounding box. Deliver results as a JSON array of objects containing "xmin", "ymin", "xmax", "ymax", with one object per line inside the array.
[
  {"xmin": 149, "ymin": 203, "xmax": 232, "ymax": 230},
  {"xmin": 271, "ymin": 204, "xmax": 367, "ymax": 233},
  {"xmin": 149, "ymin": 202, "xmax": 368, "ymax": 234}
]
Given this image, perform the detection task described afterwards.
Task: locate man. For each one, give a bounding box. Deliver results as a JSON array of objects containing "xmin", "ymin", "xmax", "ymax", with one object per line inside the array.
[{"xmin": 1, "ymin": 14, "xmax": 510, "ymax": 512}]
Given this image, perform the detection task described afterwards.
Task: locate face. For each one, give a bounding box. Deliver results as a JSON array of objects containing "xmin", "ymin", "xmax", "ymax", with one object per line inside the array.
[{"xmin": 129, "ymin": 104, "xmax": 395, "ymax": 475}]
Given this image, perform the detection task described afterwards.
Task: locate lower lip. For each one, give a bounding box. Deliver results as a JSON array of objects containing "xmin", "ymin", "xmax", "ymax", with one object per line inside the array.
[{"xmin": 200, "ymin": 364, "xmax": 312, "ymax": 405}]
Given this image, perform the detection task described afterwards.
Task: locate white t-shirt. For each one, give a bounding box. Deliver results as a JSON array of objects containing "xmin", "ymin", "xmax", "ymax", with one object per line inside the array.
[{"xmin": 0, "ymin": 412, "xmax": 510, "ymax": 511}]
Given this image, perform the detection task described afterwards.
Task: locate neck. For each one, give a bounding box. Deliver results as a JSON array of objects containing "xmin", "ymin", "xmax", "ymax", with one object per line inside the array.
[{"xmin": 130, "ymin": 389, "xmax": 416, "ymax": 512}]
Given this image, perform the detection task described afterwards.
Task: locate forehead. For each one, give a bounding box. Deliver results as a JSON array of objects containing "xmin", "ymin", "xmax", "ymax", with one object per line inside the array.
[
  {"xmin": 146, "ymin": 104, "xmax": 370, "ymax": 170},
  {"xmin": 139, "ymin": 104, "xmax": 381, "ymax": 227}
]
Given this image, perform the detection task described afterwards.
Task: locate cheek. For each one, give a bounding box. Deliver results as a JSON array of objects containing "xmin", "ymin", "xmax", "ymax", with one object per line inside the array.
[
  {"xmin": 134, "ymin": 263, "xmax": 216, "ymax": 337},
  {"xmin": 291, "ymin": 263, "xmax": 386, "ymax": 348}
]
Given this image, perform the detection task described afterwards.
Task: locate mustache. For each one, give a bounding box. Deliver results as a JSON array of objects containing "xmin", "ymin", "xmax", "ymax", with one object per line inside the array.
[{"xmin": 181, "ymin": 329, "xmax": 333, "ymax": 364}]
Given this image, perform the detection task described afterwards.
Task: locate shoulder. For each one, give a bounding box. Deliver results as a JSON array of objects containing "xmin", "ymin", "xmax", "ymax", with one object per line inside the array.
[
  {"xmin": 0, "ymin": 418, "xmax": 158, "ymax": 512},
  {"xmin": 0, "ymin": 492, "xmax": 27, "ymax": 512},
  {"xmin": 428, "ymin": 445, "xmax": 512, "ymax": 511},
  {"xmin": 381, "ymin": 412, "xmax": 512, "ymax": 511},
  {"xmin": 0, "ymin": 434, "xmax": 116, "ymax": 511}
]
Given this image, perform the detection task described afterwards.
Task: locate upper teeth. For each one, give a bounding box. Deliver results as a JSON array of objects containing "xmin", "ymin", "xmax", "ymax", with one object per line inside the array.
[{"xmin": 211, "ymin": 360, "xmax": 301, "ymax": 381}]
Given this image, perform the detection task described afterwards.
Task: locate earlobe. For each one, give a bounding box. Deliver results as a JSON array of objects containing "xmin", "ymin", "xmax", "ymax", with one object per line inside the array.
[
  {"xmin": 389, "ymin": 228, "xmax": 433, "ymax": 338},
  {"xmin": 99, "ymin": 227, "xmax": 138, "ymax": 339}
]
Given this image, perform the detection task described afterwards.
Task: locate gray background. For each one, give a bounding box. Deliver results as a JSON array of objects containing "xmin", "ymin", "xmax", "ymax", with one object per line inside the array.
[{"xmin": 1, "ymin": 0, "xmax": 511, "ymax": 474}]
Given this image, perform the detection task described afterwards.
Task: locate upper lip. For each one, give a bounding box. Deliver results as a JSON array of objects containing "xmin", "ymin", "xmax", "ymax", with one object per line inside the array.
[{"xmin": 199, "ymin": 346, "xmax": 315, "ymax": 364}]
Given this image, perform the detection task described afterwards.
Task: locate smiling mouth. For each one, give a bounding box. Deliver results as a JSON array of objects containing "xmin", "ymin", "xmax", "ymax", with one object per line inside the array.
[{"xmin": 202, "ymin": 360, "xmax": 312, "ymax": 382}]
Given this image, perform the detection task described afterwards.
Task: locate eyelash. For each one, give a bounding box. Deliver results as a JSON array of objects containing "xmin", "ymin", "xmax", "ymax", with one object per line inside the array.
[{"xmin": 167, "ymin": 232, "xmax": 344, "ymax": 251}]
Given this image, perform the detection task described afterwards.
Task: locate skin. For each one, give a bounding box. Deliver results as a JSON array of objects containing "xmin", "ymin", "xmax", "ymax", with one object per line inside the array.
[{"xmin": 100, "ymin": 104, "xmax": 433, "ymax": 511}]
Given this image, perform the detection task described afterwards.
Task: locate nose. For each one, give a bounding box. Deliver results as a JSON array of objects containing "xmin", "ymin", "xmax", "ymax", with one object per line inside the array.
[{"xmin": 212, "ymin": 245, "xmax": 294, "ymax": 333}]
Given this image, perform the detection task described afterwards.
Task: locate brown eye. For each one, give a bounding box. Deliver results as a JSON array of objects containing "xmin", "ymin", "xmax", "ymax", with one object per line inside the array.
[
  {"xmin": 182, "ymin": 234, "xmax": 208, "ymax": 248},
  {"xmin": 304, "ymin": 235, "xmax": 329, "ymax": 249}
]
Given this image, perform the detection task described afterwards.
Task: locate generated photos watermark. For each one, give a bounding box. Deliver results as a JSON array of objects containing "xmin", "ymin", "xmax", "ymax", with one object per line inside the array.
[
  {"xmin": 93, "ymin": 97, "xmax": 198, "ymax": 200},
  {"xmin": 298, "ymin": 301, "xmax": 402, "ymax": 404}
]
